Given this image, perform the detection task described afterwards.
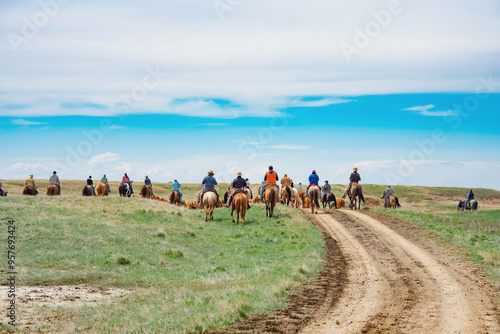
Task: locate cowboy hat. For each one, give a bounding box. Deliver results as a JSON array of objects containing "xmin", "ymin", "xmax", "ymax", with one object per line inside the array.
[
  {"xmin": 174, "ymin": 178, "xmax": 177, "ymax": 181},
  {"xmin": 29, "ymin": 174, "xmax": 33, "ymax": 177},
  {"xmin": 208, "ymin": 170, "xmax": 214, "ymax": 175},
  {"xmin": 353, "ymin": 167, "xmax": 358, "ymax": 171},
  {"xmin": 237, "ymin": 172, "xmax": 242, "ymax": 176}
]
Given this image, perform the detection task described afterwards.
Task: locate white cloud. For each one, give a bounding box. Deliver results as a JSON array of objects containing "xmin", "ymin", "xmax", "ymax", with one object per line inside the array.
[
  {"xmin": 403, "ymin": 104, "xmax": 458, "ymax": 117},
  {"xmin": 267, "ymin": 144, "xmax": 311, "ymax": 150},
  {"xmin": 11, "ymin": 119, "xmax": 47, "ymax": 126},
  {"xmin": 88, "ymin": 152, "xmax": 121, "ymax": 165},
  {"xmin": 288, "ymin": 97, "xmax": 352, "ymax": 107}
]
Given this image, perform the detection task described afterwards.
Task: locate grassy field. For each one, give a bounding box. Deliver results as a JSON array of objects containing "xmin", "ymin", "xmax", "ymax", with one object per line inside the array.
[{"xmin": 0, "ymin": 181, "xmax": 325, "ymax": 333}]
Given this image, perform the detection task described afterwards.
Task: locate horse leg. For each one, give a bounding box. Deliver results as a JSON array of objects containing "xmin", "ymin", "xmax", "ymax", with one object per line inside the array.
[{"xmin": 231, "ymin": 206, "xmax": 235, "ymax": 223}]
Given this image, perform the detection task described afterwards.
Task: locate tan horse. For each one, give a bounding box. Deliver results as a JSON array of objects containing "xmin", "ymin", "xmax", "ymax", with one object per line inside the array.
[
  {"xmin": 381, "ymin": 192, "xmax": 400, "ymax": 209},
  {"xmin": 343, "ymin": 182, "xmax": 365, "ymax": 210},
  {"xmin": 231, "ymin": 192, "xmax": 247, "ymax": 226},
  {"xmin": 292, "ymin": 188, "xmax": 300, "ymax": 208},
  {"xmin": 47, "ymin": 184, "xmax": 59, "ymax": 196},
  {"xmin": 263, "ymin": 184, "xmax": 279, "ymax": 218},
  {"xmin": 281, "ymin": 186, "xmax": 293, "ymax": 206},
  {"xmin": 96, "ymin": 183, "xmax": 109, "ymax": 196},
  {"xmin": 203, "ymin": 191, "xmax": 217, "ymax": 221},
  {"xmin": 303, "ymin": 197, "xmax": 310, "ymax": 208},
  {"xmin": 141, "ymin": 185, "xmax": 152, "ymax": 199},
  {"xmin": 168, "ymin": 191, "xmax": 181, "ymax": 205},
  {"xmin": 308, "ymin": 185, "xmax": 321, "ymax": 214}
]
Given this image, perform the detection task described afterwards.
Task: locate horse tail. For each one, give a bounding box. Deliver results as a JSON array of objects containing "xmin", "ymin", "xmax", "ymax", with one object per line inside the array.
[
  {"xmin": 169, "ymin": 192, "xmax": 174, "ymax": 203},
  {"xmin": 314, "ymin": 189, "xmax": 320, "ymax": 208},
  {"xmin": 358, "ymin": 187, "xmax": 365, "ymax": 203},
  {"xmin": 270, "ymin": 188, "xmax": 275, "ymax": 205},
  {"xmin": 224, "ymin": 191, "xmax": 228, "ymax": 204},
  {"xmin": 395, "ymin": 196, "xmax": 401, "ymax": 207},
  {"xmin": 286, "ymin": 186, "xmax": 291, "ymax": 201}
]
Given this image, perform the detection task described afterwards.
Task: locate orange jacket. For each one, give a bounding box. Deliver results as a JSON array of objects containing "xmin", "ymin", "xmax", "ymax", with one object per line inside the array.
[{"xmin": 265, "ymin": 171, "xmax": 278, "ymax": 184}]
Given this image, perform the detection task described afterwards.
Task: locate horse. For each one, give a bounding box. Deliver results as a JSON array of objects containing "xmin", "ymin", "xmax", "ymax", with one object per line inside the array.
[
  {"xmin": 322, "ymin": 192, "xmax": 337, "ymax": 209},
  {"xmin": 303, "ymin": 197, "xmax": 310, "ymax": 208},
  {"xmin": 168, "ymin": 190, "xmax": 181, "ymax": 205},
  {"xmin": 457, "ymin": 200, "xmax": 465, "ymax": 211},
  {"xmin": 465, "ymin": 199, "xmax": 478, "ymax": 211},
  {"xmin": 96, "ymin": 183, "xmax": 109, "ymax": 196},
  {"xmin": 47, "ymin": 184, "xmax": 59, "ymax": 196},
  {"xmin": 1, "ymin": 190, "xmax": 8, "ymax": 197},
  {"xmin": 298, "ymin": 190, "xmax": 306, "ymax": 208},
  {"xmin": 292, "ymin": 188, "xmax": 300, "ymax": 208},
  {"xmin": 202, "ymin": 191, "xmax": 218, "ymax": 221},
  {"xmin": 23, "ymin": 186, "xmax": 37, "ymax": 196},
  {"xmin": 381, "ymin": 192, "xmax": 400, "ymax": 209},
  {"xmin": 119, "ymin": 182, "xmax": 132, "ymax": 197},
  {"xmin": 281, "ymin": 186, "xmax": 293, "ymax": 206},
  {"xmin": 141, "ymin": 185, "xmax": 152, "ymax": 199},
  {"xmin": 308, "ymin": 185, "xmax": 321, "ymax": 214},
  {"xmin": 263, "ymin": 185, "xmax": 279, "ymax": 218},
  {"xmin": 336, "ymin": 198, "xmax": 345, "ymax": 209},
  {"xmin": 244, "ymin": 187, "xmax": 252, "ymax": 200},
  {"xmin": 231, "ymin": 192, "xmax": 248, "ymax": 226},
  {"xmin": 82, "ymin": 185, "xmax": 94, "ymax": 196},
  {"xmin": 343, "ymin": 182, "xmax": 365, "ymax": 210},
  {"xmin": 252, "ymin": 197, "xmax": 260, "ymax": 204}
]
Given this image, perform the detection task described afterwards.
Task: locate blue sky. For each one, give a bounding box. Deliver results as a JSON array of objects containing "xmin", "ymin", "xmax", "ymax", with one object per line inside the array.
[{"xmin": 1, "ymin": 1, "xmax": 500, "ymax": 189}]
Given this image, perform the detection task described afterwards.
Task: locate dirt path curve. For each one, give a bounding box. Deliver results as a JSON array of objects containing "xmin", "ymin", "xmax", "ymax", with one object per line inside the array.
[{"xmin": 301, "ymin": 209, "xmax": 500, "ymax": 334}]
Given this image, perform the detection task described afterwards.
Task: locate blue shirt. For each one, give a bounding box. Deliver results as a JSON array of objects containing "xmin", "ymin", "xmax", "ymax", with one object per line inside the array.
[
  {"xmin": 172, "ymin": 181, "xmax": 181, "ymax": 191},
  {"xmin": 308, "ymin": 173, "xmax": 319, "ymax": 185},
  {"xmin": 202, "ymin": 175, "xmax": 218, "ymax": 191},
  {"xmin": 145, "ymin": 178, "xmax": 152, "ymax": 186}
]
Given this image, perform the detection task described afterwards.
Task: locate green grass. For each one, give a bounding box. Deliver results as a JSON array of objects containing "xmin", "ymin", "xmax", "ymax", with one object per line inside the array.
[
  {"xmin": 0, "ymin": 192, "xmax": 324, "ymax": 333},
  {"xmin": 376, "ymin": 209, "xmax": 500, "ymax": 283}
]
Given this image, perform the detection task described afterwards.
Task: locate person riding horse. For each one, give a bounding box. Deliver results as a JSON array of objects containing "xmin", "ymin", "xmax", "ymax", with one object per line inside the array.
[
  {"xmin": 260, "ymin": 166, "xmax": 279, "ymax": 201},
  {"xmin": 172, "ymin": 178, "xmax": 182, "ymax": 202},
  {"xmin": 465, "ymin": 189, "xmax": 475, "ymax": 208},
  {"xmin": 87, "ymin": 176, "xmax": 96, "ymax": 195},
  {"xmin": 226, "ymin": 172, "xmax": 251, "ymax": 209},
  {"xmin": 383, "ymin": 185, "xmax": 394, "ymax": 206},
  {"xmin": 0, "ymin": 180, "xmax": 5, "ymax": 197},
  {"xmin": 122, "ymin": 173, "xmax": 133, "ymax": 194},
  {"xmin": 144, "ymin": 175, "xmax": 153, "ymax": 195},
  {"xmin": 201, "ymin": 170, "xmax": 220, "ymax": 206},
  {"xmin": 50, "ymin": 171, "xmax": 61, "ymax": 194},
  {"xmin": 322, "ymin": 180, "xmax": 331, "ymax": 194},
  {"xmin": 25, "ymin": 174, "xmax": 38, "ymax": 195},
  {"xmin": 306, "ymin": 170, "xmax": 319, "ymax": 197},
  {"xmin": 281, "ymin": 173, "xmax": 292, "ymax": 199},
  {"xmin": 346, "ymin": 167, "xmax": 361, "ymax": 195},
  {"xmin": 101, "ymin": 174, "xmax": 111, "ymax": 193}
]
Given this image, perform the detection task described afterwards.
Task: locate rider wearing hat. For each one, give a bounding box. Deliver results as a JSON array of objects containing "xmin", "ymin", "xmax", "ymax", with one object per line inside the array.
[
  {"xmin": 260, "ymin": 166, "xmax": 279, "ymax": 200},
  {"xmin": 25, "ymin": 174, "xmax": 38, "ymax": 195},
  {"xmin": 50, "ymin": 171, "xmax": 61, "ymax": 194},
  {"xmin": 201, "ymin": 170, "xmax": 220, "ymax": 206},
  {"xmin": 172, "ymin": 178, "xmax": 182, "ymax": 202},
  {"xmin": 226, "ymin": 172, "xmax": 251, "ymax": 209},
  {"xmin": 322, "ymin": 180, "xmax": 331, "ymax": 193},
  {"xmin": 144, "ymin": 175, "xmax": 153, "ymax": 195},
  {"xmin": 347, "ymin": 167, "xmax": 361, "ymax": 195},
  {"xmin": 306, "ymin": 170, "xmax": 319, "ymax": 197}
]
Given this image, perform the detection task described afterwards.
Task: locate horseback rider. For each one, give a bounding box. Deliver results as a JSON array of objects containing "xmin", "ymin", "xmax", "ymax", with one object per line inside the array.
[
  {"xmin": 87, "ymin": 176, "xmax": 96, "ymax": 195},
  {"xmin": 101, "ymin": 174, "xmax": 111, "ymax": 193},
  {"xmin": 172, "ymin": 178, "xmax": 182, "ymax": 202},
  {"xmin": 260, "ymin": 166, "xmax": 279, "ymax": 200},
  {"xmin": 306, "ymin": 170, "xmax": 319, "ymax": 197},
  {"xmin": 122, "ymin": 173, "xmax": 133, "ymax": 193},
  {"xmin": 201, "ymin": 170, "xmax": 220, "ymax": 206},
  {"xmin": 281, "ymin": 173, "xmax": 292, "ymax": 199},
  {"xmin": 384, "ymin": 185, "xmax": 394, "ymax": 206},
  {"xmin": 298, "ymin": 183, "xmax": 303, "ymax": 191},
  {"xmin": 25, "ymin": 174, "xmax": 38, "ymax": 195},
  {"xmin": 465, "ymin": 189, "xmax": 475, "ymax": 208},
  {"xmin": 245, "ymin": 178, "xmax": 252, "ymax": 198},
  {"xmin": 144, "ymin": 175, "xmax": 153, "ymax": 195},
  {"xmin": 0, "ymin": 180, "xmax": 4, "ymax": 197},
  {"xmin": 50, "ymin": 171, "xmax": 61, "ymax": 194},
  {"xmin": 226, "ymin": 172, "xmax": 251, "ymax": 209},
  {"xmin": 346, "ymin": 167, "xmax": 361, "ymax": 195},
  {"xmin": 322, "ymin": 180, "xmax": 331, "ymax": 193}
]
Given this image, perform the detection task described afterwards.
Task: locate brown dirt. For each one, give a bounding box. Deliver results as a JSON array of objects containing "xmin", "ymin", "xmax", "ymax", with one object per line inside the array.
[{"xmin": 212, "ymin": 209, "xmax": 500, "ymax": 333}]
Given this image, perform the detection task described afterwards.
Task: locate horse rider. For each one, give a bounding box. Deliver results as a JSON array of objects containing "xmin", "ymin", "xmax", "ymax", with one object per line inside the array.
[
  {"xmin": 0, "ymin": 180, "xmax": 4, "ymax": 197},
  {"xmin": 25, "ymin": 174, "xmax": 38, "ymax": 195},
  {"xmin": 306, "ymin": 170, "xmax": 319, "ymax": 197},
  {"xmin": 322, "ymin": 180, "xmax": 331, "ymax": 194},
  {"xmin": 101, "ymin": 174, "xmax": 111, "ymax": 193},
  {"xmin": 201, "ymin": 170, "xmax": 220, "ymax": 206},
  {"xmin": 260, "ymin": 166, "xmax": 279, "ymax": 201},
  {"xmin": 465, "ymin": 189, "xmax": 475, "ymax": 208},
  {"xmin": 144, "ymin": 175, "xmax": 153, "ymax": 195},
  {"xmin": 172, "ymin": 178, "xmax": 183, "ymax": 202},
  {"xmin": 281, "ymin": 173, "xmax": 292, "ymax": 199},
  {"xmin": 384, "ymin": 185, "xmax": 394, "ymax": 206},
  {"xmin": 87, "ymin": 176, "xmax": 96, "ymax": 195},
  {"xmin": 347, "ymin": 167, "xmax": 361, "ymax": 195},
  {"xmin": 122, "ymin": 173, "xmax": 133, "ymax": 193},
  {"xmin": 245, "ymin": 178, "xmax": 252, "ymax": 198},
  {"xmin": 226, "ymin": 172, "xmax": 251, "ymax": 209},
  {"xmin": 298, "ymin": 183, "xmax": 303, "ymax": 191},
  {"xmin": 50, "ymin": 171, "xmax": 61, "ymax": 194}
]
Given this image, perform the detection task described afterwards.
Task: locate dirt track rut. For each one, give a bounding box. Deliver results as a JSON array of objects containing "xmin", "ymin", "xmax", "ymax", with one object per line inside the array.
[{"xmin": 302, "ymin": 209, "xmax": 499, "ymax": 334}]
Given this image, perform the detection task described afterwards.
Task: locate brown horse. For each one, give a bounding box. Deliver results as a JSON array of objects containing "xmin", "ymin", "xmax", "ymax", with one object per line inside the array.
[
  {"xmin": 231, "ymin": 192, "xmax": 248, "ymax": 226},
  {"xmin": 303, "ymin": 197, "xmax": 310, "ymax": 208},
  {"xmin": 82, "ymin": 185, "xmax": 94, "ymax": 196},
  {"xmin": 168, "ymin": 190, "xmax": 181, "ymax": 205},
  {"xmin": 96, "ymin": 183, "xmax": 109, "ymax": 196},
  {"xmin": 203, "ymin": 191, "xmax": 217, "ymax": 221},
  {"xmin": 281, "ymin": 186, "xmax": 293, "ymax": 206},
  {"xmin": 47, "ymin": 184, "xmax": 59, "ymax": 196},
  {"xmin": 263, "ymin": 184, "xmax": 279, "ymax": 218},
  {"xmin": 343, "ymin": 182, "xmax": 365, "ymax": 210},
  {"xmin": 308, "ymin": 185, "xmax": 321, "ymax": 214},
  {"xmin": 298, "ymin": 190, "xmax": 306, "ymax": 208},
  {"xmin": 381, "ymin": 192, "xmax": 400, "ymax": 209},
  {"xmin": 141, "ymin": 185, "xmax": 152, "ymax": 198},
  {"xmin": 23, "ymin": 186, "xmax": 37, "ymax": 196},
  {"xmin": 252, "ymin": 197, "xmax": 260, "ymax": 204}
]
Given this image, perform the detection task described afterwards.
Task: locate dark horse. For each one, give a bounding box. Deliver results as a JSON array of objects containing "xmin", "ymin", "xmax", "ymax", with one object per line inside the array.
[
  {"xmin": 119, "ymin": 182, "xmax": 132, "ymax": 197},
  {"xmin": 23, "ymin": 186, "xmax": 37, "ymax": 196},
  {"xmin": 47, "ymin": 184, "xmax": 59, "ymax": 196},
  {"xmin": 82, "ymin": 185, "xmax": 94, "ymax": 196},
  {"xmin": 465, "ymin": 199, "xmax": 478, "ymax": 211},
  {"xmin": 322, "ymin": 192, "xmax": 337, "ymax": 209},
  {"xmin": 263, "ymin": 185, "xmax": 279, "ymax": 218},
  {"xmin": 343, "ymin": 182, "xmax": 365, "ymax": 210},
  {"xmin": 141, "ymin": 185, "xmax": 152, "ymax": 198}
]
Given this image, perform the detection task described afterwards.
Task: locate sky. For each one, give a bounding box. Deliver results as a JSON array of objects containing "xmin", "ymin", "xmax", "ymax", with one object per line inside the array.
[{"xmin": 1, "ymin": 0, "xmax": 500, "ymax": 189}]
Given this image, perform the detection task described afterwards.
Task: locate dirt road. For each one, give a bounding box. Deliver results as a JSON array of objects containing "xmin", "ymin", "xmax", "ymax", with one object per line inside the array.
[{"xmin": 301, "ymin": 209, "xmax": 499, "ymax": 334}]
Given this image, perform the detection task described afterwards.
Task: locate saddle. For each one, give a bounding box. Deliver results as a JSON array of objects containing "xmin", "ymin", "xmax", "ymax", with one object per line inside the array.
[{"xmin": 307, "ymin": 184, "xmax": 319, "ymax": 189}]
